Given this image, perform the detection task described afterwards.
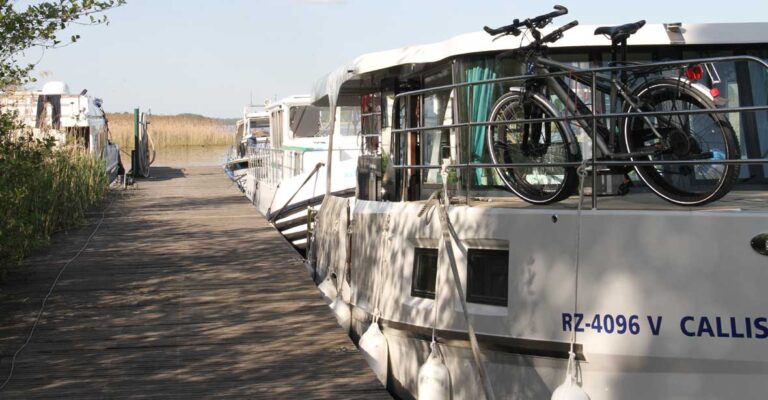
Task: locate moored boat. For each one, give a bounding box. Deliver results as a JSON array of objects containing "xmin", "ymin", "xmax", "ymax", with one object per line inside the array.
[
  {"xmin": 310, "ymin": 11, "xmax": 768, "ymax": 399},
  {"xmin": 0, "ymin": 81, "xmax": 122, "ymax": 182}
]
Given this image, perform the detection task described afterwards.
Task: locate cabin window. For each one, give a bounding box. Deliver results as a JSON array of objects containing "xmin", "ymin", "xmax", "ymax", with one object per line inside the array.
[
  {"xmin": 361, "ymin": 92, "xmax": 382, "ymax": 154},
  {"xmin": 270, "ymin": 109, "xmax": 283, "ymax": 148},
  {"xmin": 466, "ymin": 249, "xmax": 508, "ymax": 307},
  {"xmin": 457, "ymin": 57, "xmax": 503, "ymax": 189},
  {"xmin": 422, "ymin": 68, "xmax": 453, "ymax": 185},
  {"xmin": 339, "ymin": 106, "xmax": 361, "ymax": 136},
  {"xmin": 289, "ymin": 106, "xmax": 321, "ymax": 138},
  {"xmin": 411, "ymin": 248, "xmax": 438, "ymax": 299}
]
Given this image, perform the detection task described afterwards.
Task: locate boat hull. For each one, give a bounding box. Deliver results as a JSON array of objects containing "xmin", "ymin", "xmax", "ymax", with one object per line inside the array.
[{"xmin": 314, "ymin": 197, "xmax": 768, "ymax": 399}]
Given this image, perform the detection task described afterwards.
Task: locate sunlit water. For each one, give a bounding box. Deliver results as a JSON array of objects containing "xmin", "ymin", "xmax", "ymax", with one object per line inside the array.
[{"xmin": 150, "ymin": 145, "xmax": 232, "ymax": 168}]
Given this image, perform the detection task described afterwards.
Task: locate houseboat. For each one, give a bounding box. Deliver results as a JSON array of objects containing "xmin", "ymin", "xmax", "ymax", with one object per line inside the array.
[
  {"xmin": 310, "ymin": 13, "xmax": 768, "ymax": 400},
  {"xmin": 244, "ymin": 94, "xmax": 362, "ymax": 251},
  {"xmin": 0, "ymin": 81, "xmax": 121, "ymax": 182}
]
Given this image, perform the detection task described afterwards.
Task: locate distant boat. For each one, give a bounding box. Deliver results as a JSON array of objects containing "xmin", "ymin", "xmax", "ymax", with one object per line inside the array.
[
  {"xmin": 242, "ymin": 94, "xmax": 361, "ymax": 251},
  {"xmin": 0, "ymin": 81, "xmax": 121, "ymax": 182},
  {"xmin": 225, "ymin": 105, "xmax": 270, "ymax": 183}
]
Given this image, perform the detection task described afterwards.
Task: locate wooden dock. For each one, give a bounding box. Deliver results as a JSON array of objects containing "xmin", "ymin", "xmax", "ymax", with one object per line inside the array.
[{"xmin": 0, "ymin": 165, "xmax": 389, "ymax": 399}]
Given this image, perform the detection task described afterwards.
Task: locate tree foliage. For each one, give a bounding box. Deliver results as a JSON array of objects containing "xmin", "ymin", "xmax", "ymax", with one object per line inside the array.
[{"xmin": 0, "ymin": 0, "xmax": 126, "ymax": 87}]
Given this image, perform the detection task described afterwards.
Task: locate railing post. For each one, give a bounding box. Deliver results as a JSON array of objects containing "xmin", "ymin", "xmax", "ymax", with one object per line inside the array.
[
  {"xmin": 132, "ymin": 108, "xmax": 139, "ymax": 177},
  {"xmin": 591, "ymin": 71, "xmax": 598, "ymax": 210}
]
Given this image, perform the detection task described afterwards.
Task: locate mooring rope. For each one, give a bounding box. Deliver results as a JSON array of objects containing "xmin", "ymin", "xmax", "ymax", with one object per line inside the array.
[
  {"xmin": 567, "ymin": 160, "xmax": 589, "ymax": 375},
  {"xmin": 435, "ymin": 161, "xmax": 496, "ymax": 400},
  {"xmin": 0, "ymin": 194, "xmax": 117, "ymax": 391}
]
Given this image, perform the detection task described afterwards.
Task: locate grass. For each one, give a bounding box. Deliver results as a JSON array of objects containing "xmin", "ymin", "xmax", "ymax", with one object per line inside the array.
[
  {"xmin": 107, "ymin": 113, "xmax": 234, "ymax": 149},
  {"xmin": 0, "ymin": 132, "xmax": 107, "ymax": 279}
]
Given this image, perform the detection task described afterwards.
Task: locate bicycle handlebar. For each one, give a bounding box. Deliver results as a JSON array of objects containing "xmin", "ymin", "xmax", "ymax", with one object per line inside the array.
[
  {"xmin": 540, "ymin": 20, "xmax": 578, "ymax": 45},
  {"xmin": 495, "ymin": 20, "xmax": 578, "ymax": 61},
  {"xmin": 483, "ymin": 5, "xmax": 568, "ymax": 36}
]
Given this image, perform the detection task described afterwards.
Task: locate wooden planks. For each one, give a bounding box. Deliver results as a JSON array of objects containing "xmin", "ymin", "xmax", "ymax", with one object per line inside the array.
[{"xmin": 0, "ymin": 165, "xmax": 389, "ymax": 399}]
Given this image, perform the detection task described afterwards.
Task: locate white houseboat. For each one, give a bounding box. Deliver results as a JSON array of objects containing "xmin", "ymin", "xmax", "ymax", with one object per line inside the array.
[
  {"xmin": 244, "ymin": 94, "xmax": 362, "ymax": 251},
  {"xmin": 0, "ymin": 81, "xmax": 121, "ymax": 182},
  {"xmin": 310, "ymin": 14, "xmax": 768, "ymax": 400}
]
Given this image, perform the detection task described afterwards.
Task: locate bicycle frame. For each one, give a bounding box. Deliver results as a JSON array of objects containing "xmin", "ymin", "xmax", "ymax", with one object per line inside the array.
[{"xmin": 529, "ymin": 55, "xmax": 669, "ymax": 161}]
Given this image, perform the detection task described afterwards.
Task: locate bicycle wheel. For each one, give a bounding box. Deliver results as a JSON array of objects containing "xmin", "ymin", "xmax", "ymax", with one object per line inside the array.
[
  {"xmin": 623, "ymin": 79, "xmax": 740, "ymax": 206},
  {"xmin": 486, "ymin": 90, "xmax": 579, "ymax": 204}
]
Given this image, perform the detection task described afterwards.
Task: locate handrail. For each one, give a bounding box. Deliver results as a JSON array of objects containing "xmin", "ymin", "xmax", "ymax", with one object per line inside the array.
[
  {"xmin": 391, "ymin": 105, "xmax": 768, "ymax": 134},
  {"xmin": 390, "ymin": 54, "xmax": 768, "ymax": 208},
  {"xmin": 268, "ymin": 162, "xmax": 325, "ymax": 223},
  {"xmin": 392, "ymin": 158, "xmax": 768, "ymax": 169},
  {"xmin": 392, "ymin": 55, "xmax": 768, "ymax": 99}
]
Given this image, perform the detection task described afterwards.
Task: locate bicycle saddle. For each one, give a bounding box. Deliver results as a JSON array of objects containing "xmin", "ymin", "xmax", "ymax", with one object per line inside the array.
[{"xmin": 594, "ymin": 20, "xmax": 646, "ymax": 43}]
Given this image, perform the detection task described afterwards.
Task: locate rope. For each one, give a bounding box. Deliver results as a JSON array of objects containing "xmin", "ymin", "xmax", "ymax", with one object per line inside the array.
[
  {"xmin": 371, "ymin": 215, "xmax": 391, "ymax": 321},
  {"xmin": 417, "ymin": 191, "xmax": 442, "ymax": 345},
  {"xmin": 567, "ymin": 160, "xmax": 589, "ymax": 374},
  {"xmin": 436, "ymin": 161, "xmax": 496, "ymax": 400},
  {"xmin": 0, "ymin": 195, "xmax": 116, "ymax": 392}
]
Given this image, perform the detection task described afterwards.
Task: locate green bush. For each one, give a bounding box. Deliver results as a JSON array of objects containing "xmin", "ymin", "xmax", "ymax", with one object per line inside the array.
[{"xmin": 0, "ymin": 128, "xmax": 107, "ymax": 279}]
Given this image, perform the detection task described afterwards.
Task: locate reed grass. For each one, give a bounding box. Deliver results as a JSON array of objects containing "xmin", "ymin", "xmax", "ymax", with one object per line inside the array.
[
  {"xmin": 0, "ymin": 134, "xmax": 107, "ymax": 278},
  {"xmin": 107, "ymin": 113, "xmax": 234, "ymax": 149}
]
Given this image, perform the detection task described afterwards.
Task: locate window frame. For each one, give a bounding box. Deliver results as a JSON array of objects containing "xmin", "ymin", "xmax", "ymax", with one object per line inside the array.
[
  {"xmin": 466, "ymin": 248, "xmax": 509, "ymax": 307},
  {"xmin": 411, "ymin": 247, "xmax": 439, "ymax": 299}
]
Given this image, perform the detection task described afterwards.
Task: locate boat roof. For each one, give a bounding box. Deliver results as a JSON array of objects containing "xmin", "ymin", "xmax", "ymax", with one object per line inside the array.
[
  {"xmin": 245, "ymin": 111, "xmax": 269, "ymax": 119},
  {"xmin": 265, "ymin": 94, "xmax": 313, "ymax": 112},
  {"xmin": 312, "ymin": 22, "xmax": 768, "ymax": 105}
]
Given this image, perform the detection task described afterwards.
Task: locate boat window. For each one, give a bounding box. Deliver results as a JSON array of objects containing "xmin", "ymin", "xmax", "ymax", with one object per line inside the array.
[
  {"xmin": 361, "ymin": 92, "xmax": 382, "ymax": 154},
  {"xmin": 411, "ymin": 247, "xmax": 438, "ymax": 299},
  {"xmin": 456, "ymin": 57, "xmax": 504, "ymax": 190},
  {"xmin": 270, "ymin": 109, "xmax": 283, "ymax": 148},
  {"xmin": 466, "ymin": 249, "xmax": 508, "ymax": 307},
  {"xmin": 318, "ymin": 106, "xmax": 361, "ymax": 137},
  {"xmin": 422, "ymin": 68, "xmax": 453, "ymax": 185},
  {"xmin": 289, "ymin": 106, "xmax": 321, "ymax": 138},
  {"xmin": 248, "ymin": 118, "xmax": 269, "ymax": 137},
  {"xmin": 339, "ymin": 106, "xmax": 361, "ymax": 136}
]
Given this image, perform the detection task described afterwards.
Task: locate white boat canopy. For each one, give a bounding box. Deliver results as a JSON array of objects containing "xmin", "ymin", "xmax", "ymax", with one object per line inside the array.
[{"xmin": 311, "ymin": 22, "xmax": 768, "ymax": 106}]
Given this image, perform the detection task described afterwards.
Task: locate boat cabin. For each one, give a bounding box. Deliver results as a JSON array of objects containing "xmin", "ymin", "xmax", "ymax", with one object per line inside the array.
[{"xmin": 315, "ymin": 22, "xmax": 768, "ymax": 208}]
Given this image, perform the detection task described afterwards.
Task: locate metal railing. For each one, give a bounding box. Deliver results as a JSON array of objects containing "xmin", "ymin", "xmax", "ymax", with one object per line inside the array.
[
  {"xmin": 246, "ymin": 146, "xmax": 360, "ymax": 186},
  {"xmin": 390, "ymin": 55, "xmax": 768, "ymax": 208}
]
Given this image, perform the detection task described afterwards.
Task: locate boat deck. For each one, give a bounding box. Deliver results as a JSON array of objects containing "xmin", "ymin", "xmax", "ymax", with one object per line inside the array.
[{"xmin": 0, "ymin": 166, "xmax": 389, "ymax": 399}]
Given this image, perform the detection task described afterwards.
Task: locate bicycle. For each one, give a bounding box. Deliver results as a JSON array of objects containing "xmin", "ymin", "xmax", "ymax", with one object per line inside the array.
[{"xmin": 482, "ymin": 5, "xmax": 740, "ymax": 205}]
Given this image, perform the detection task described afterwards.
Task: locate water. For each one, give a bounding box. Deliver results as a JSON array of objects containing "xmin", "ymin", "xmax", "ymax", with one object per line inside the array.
[{"xmin": 150, "ymin": 145, "xmax": 231, "ymax": 168}]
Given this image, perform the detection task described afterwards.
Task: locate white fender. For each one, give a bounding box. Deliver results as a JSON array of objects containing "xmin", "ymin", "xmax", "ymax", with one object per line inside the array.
[
  {"xmin": 552, "ymin": 352, "xmax": 590, "ymax": 400},
  {"xmin": 330, "ymin": 295, "xmax": 351, "ymax": 332},
  {"xmin": 339, "ymin": 278, "xmax": 352, "ymax": 303},
  {"xmin": 318, "ymin": 275, "xmax": 337, "ymax": 305},
  {"xmin": 551, "ymin": 375, "xmax": 590, "ymax": 400},
  {"xmin": 418, "ymin": 343, "xmax": 451, "ymax": 400},
  {"xmin": 359, "ymin": 320, "xmax": 388, "ymax": 385}
]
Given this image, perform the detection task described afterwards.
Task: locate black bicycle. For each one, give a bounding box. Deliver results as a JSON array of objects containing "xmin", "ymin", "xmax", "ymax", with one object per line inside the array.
[{"xmin": 483, "ymin": 6, "xmax": 740, "ymax": 205}]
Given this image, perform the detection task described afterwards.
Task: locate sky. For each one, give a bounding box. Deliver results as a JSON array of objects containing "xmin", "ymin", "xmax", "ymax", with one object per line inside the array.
[{"xmin": 17, "ymin": 0, "xmax": 768, "ymax": 118}]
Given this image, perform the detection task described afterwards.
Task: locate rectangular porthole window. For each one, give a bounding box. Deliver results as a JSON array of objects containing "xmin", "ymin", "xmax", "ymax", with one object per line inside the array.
[
  {"xmin": 466, "ymin": 249, "xmax": 509, "ymax": 307},
  {"xmin": 411, "ymin": 248, "xmax": 438, "ymax": 299}
]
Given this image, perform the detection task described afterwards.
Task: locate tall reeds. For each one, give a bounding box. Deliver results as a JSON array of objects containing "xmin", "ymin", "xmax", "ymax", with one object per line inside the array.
[
  {"xmin": 107, "ymin": 113, "xmax": 234, "ymax": 149},
  {"xmin": 0, "ymin": 135, "xmax": 107, "ymax": 278}
]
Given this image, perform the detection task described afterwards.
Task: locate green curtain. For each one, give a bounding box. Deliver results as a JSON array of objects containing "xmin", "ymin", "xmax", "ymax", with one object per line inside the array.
[{"xmin": 464, "ymin": 61, "xmax": 497, "ymax": 185}]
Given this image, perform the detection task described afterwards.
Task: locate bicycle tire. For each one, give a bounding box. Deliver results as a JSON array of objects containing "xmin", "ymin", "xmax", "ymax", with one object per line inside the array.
[
  {"xmin": 486, "ymin": 89, "xmax": 579, "ymax": 204},
  {"xmin": 622, "ymin": 79, "xmax": 740, "ymax": 206}
]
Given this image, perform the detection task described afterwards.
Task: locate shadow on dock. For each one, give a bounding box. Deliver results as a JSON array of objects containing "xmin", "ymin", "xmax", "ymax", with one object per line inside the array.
[{"xmin": 0, "ymin": 165, "xmax": 389, "ymax": 399}]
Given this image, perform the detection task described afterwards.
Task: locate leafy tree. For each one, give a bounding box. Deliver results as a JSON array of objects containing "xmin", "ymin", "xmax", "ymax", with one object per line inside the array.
[{"xmin": 1, "ymin": 0, "xmax": 126, "ymax": 88}]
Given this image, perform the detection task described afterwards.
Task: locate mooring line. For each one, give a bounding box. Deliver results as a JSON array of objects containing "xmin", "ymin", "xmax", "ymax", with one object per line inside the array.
[{"xmin": 0, "ymin": 193, "xmax": 117, "ymax": 391}]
